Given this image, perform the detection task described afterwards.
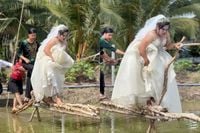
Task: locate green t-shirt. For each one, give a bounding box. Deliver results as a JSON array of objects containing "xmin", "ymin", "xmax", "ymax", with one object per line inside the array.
[
  {"xmin": 99, "ymin": 37, "xmax": 116, "ymax": 53},
  {"xmin": 17, "ymin": 40, "xmax": 40, "ymax": 64},
  {"xmin": 99, "ymin": 37, "xmax": 116, "ymax": 63}
]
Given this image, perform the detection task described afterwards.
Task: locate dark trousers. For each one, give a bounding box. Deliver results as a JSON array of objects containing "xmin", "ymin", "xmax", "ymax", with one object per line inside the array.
[
  {"xmin": 0, "ymin": 82, "xmax": 2, "ymax": 95},
  {"xmin": 22, "ymin": 63, "xmax": 33, "ymax": 99},
  {"xmin": 100, "ymin": 70, "xmax": 105, "ymax": 95}
]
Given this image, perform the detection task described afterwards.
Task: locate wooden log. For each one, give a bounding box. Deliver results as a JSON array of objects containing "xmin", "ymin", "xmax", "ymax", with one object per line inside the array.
[
  {"xmin": 14, "ymin": 99, "xmax": 34, "ymax": 114},
  {"xmin": 100, "ymin": 101, "xmax": 142, "ymax": 114},
  {"xmin": 14, "ymin": 100, "xmax": 100, "ymax": 119},
  {"xmin": 147, "ymin": 106, "xmax": 200, "ymax": 122},
  {"xmin": 49, "ymin": 107, "xmax": 100, "ymax": 119},
  {"xmin": 64, "ymin": 103, "xmax": 100, "ymax": 114},
  {"xmin": 37, "ymin": 102, "xmax": 100, "ymax": 119},
  {"xmin": 53, "ymin": 104, "xmax": 99, "ymax": 117},
  {"xmin": 100, "ymin": 100, "xmax": 200, "ymax": 122}
]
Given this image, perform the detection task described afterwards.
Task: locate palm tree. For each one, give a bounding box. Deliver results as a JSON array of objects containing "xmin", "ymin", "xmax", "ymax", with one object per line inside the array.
[
  {"xmin": 0, "ymin": 0, "xmax": 57, "ymax": 60},
  {"xmin": 1, "ymin": 0, "xmax": 200, "ymax": 60},
  {"xmin": 0, "ymin": 0, "xmax": 26, "ymax": 60},
  {"xmin": 32, "ymin": 0, "xmax": 100, "ymax": 60},
  {"xmin": 168, "ymin": 0, "xmax": 200, "ymax": 41}
]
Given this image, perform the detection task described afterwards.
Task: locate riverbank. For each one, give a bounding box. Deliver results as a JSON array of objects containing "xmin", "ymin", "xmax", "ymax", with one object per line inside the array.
[
  {"xmin": 0, "ymin": 70, "xmax": 199, "ymax": 106},
  {"xmin": 63, "ymin": 70, "xmax": 200, "ymax": 103}
]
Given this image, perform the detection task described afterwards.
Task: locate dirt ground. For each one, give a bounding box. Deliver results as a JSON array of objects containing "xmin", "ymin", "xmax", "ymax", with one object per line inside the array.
[
  {"xmin": 176, "ymin": 71, "xmax": 200, "ymax": 101},
  {"xmin": 60, "ymin": 71, "xmax": 200, "ymax": 105},
  {"xmin": 0, "ymin": 71, "xmax": 199, "ymax": 105}
]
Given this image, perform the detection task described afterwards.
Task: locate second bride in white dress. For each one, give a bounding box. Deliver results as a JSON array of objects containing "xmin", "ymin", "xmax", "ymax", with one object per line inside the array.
[
  {"xmin": 111, "ymin": 15, "xmax": 182, "ymax": 113},
  {"xmin": 31, "ymin": 24, "xmax": 74, "ymax": 105}
]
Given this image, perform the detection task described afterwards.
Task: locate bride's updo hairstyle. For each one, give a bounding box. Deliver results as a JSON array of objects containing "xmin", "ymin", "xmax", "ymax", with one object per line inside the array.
[
  {"xmin": 156, "ymin": 17, "xmax": 170, "ymax": 30},
  {"xmin": 58, "ymin": 26, "xmax": 69, "ymax": 35}
]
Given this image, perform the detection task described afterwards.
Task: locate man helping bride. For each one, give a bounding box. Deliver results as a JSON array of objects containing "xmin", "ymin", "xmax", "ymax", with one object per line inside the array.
[{"xmin": 111, "ymin": 14, "xmax": 182, "ymax": 113}]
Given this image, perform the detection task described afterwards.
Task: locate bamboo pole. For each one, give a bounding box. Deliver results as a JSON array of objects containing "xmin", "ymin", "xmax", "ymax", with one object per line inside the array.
[
  {"xmin": 15, "ymin": 100, "xmax": 100, "ymax": 119},
  {"xmin": 28, "ymin": 105, "xmax": 41, "ymax": 122},
  {"xmin": 182, "ymin": 43, "xmax": 200, "ymax": 46},
  {"xmin": 12, "ymin": 0, "xmax": 25, "ymax": 64}
]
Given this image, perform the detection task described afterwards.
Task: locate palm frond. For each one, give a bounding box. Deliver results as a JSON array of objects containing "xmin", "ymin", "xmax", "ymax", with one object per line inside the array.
[
  {"xmin": 171, "ymin": 3, "xmax": 200, "ymax": 18},
  {"xmin": 170, "ymin": 18, "xmax": 199, "ymax": 40},
  {"xmin": 99, "ymin": 1, "xmax": 124, "ymax": 28}
]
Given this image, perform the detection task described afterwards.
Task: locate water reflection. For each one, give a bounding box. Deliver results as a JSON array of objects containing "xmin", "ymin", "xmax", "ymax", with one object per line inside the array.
[
  {"xmin": 12, "ymin": 116, "xmax": 23, "ymax": 133},
  {"xmin": 61, "ymin": 114, "xmax": 65, "ymax": 133},
  {"xmin": 0, "ymin": 105, "xmax": 199, "ymax": 133},
  {"xmin": 110, "ymin": 114, "xmax": 115, "ymax": 133},
  {"xmin": 186, "ymin": 120, "xmax": 199, "ymax": 130},
  {"xmin": 7, "ymin": 111, "xmax": 35, "ymax": 133}
]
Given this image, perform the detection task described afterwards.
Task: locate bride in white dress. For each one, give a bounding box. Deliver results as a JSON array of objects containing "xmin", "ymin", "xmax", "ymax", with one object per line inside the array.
[
  {"xmin": 111, "ymin": 15, "xmax": 182, "ymax": 113},
  {"xmin": 31, "ymin": 24, "xmax": 74, "ymax": 105}
]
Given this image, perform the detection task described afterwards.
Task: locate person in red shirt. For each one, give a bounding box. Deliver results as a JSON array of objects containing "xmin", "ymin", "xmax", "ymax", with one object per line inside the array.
[{"xmin": 7, "ymin": 59, "xmax": 25, "ymax": 113}]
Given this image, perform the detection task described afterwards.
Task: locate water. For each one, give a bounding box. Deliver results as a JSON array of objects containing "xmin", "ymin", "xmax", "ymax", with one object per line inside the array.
[{"xmin": 0, "ymin": 101, "xmax": 200, "ymax": 133}]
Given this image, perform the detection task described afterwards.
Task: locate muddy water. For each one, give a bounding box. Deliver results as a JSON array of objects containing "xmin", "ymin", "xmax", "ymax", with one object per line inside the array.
[{"xmin": 0, "ymin": 101, "xmax": 200, "ymax": 133}]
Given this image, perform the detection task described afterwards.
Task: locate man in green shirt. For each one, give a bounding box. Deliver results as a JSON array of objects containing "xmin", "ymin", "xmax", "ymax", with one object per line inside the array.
[{"xmin": 99, "ymin": 27, "xmax": 124, "ymax": 99}]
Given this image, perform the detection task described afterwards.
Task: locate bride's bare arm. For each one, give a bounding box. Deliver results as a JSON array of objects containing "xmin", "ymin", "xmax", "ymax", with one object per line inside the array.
[
  {"xmin": 165, "ymin": 33, "xmax": 175, "ymax": 49},
  {"xmin": 165, "ymin": 33, "xmax": 183, "ymax": 50},
  {"xmin": 138, "ymin": 32, "xmax": 155, "ymax": 66},
  {"xmin": 44, "ymin": 38, "xmax": 58, "ymax": 61}
]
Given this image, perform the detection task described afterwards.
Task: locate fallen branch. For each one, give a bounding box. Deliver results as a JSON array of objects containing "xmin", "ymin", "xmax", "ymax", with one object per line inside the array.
[
  {"xmin": 52, "ymin": 103, "xmax": 100, "ymax": 119},
  {"xmin": 100, "ymin": 101, "xmax": 200, "ymax": 122},
  {"xmin": 100, "ymin": 101, "xmax": 143, "ymax": 115},
  {"xmin": 15, "ymin": 100, "xmax": 100, "ymax": 119},
  {"xmin": 64, "ymin": 103, "xmax": 100, "ymax": 114},
  {"xmin": 148, "ymin": 106, "xmax": 200, "ymax": 122},
  {"xmin": 49, "ymin": 104, "xmax": 100, "ymax": 119}
]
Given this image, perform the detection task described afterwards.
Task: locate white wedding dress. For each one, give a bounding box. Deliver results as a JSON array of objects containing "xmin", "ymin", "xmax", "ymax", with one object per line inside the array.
[
  {"xmin": 111, "ymin": 38, "xmax": 182, "ymax": 113},
  {"xmin": 31, "ymin": 43, "xmax": 74, "ymax": 102}
]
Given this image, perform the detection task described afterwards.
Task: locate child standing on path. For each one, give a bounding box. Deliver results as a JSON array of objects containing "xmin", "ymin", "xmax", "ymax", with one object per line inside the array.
[{"xmin": 8, "ymin": 59, "xmax": 25, "ymax": 113}]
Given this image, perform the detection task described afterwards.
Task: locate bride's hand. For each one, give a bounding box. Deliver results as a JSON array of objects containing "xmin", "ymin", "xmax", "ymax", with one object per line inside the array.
[
  {"xmin": 144, "ymin": 58, "xmax": 149, "ymax": 66},
  {"xmin": 175, "ymin": 36, "xmax": 185, "ymax": 50},
  {"xmin": 139, "ymin": 56, "xmax": 149, "ymax": 66},
  {"xmin": 175, "ymin": 42, "xmax": 183, "ymax": 50},
  {"xmin": 51, "ymin": 57, "xmax": 55, "ymax": 62}
]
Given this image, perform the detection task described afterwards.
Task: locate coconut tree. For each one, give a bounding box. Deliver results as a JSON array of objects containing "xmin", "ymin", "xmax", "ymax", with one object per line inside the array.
[
  {"xmin": 99, "ymin": 0, "xmax": 200, "ymax": 46},
  {"xmin": 0, "ymin": 0, "xmax": 55, "ymax": 60},
  {"xmin": 1, "ymin": 0, "xmax": 200, "ymax": 60},
  {"xmin": 33, "ymin": 0, "xmax": 101, "ymax": 60},
  {"xmin": 98, "ymin": 0, "xmax": 174, "ymax": 50},
  {"xmin": 167, "ymin": 0, "xmax": 200, "ymax": 40},
  {"xmin": 0, "ymin": 0, "xmax": 26, "ymax": 60}
]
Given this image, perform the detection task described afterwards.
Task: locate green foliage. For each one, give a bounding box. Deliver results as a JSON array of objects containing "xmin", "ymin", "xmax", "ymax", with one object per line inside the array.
[
  {"xmin": 189, "ymin": 46, "xmax": 200, "ymax": 57},
  {"xmin": 170, "ymin": 18, "xmax": 199, "ymax": 41},
  {"xmin": 65, "ymin": 61, "xmax": 96, "ymax": 82},
  {"xmin": 0, "ymin": 68, "xmax": 9, "ymax": 83},
  {"xmin": 174, "ymin": 59, "xmax": 193, "ymax": 72},
  {"xmin": 1, "ymin": 0, "xmax": 200, "ymax": 63}
]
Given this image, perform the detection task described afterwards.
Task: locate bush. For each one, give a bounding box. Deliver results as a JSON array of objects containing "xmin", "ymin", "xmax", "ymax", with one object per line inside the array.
[
  {"xmin": 174, "ymin": 59, "xmax": 193, "ymax": 72},
  {"xmin": 65, "ymin": 61, "xmax": 96, "ymax": 83},
  {"xmin": 0, "ymin": 68, "xmax": 9, "ymax": 83},
  {"xmin": 189, "ymin": 46, "xmax": 200, "ymax": 57}
]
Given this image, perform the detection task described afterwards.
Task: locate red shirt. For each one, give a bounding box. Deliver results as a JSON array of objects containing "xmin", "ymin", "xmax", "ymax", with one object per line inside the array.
[{"xmin": 10, "ymin": 62, "xmax": 24, "ymax": 80}]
